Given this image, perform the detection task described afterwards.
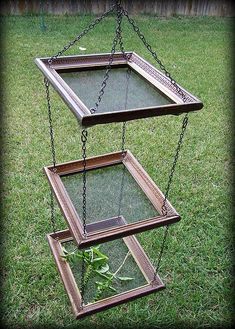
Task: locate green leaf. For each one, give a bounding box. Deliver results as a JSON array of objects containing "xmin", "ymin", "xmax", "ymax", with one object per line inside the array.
[
  {"xmin": 108, "ymin": 285, "xmax": 117, "ymax": 292},
  {"xmin": 97, "ymin": 264, "xmax": 109, "ymax": 273},
  {"xmin": 95, "ymin": 281, "xmax": 106, "ymax": 289},
  {"xmin": 92, "ymin": 257, "xmax": 106, "ymax": 263},
  {"xmin": 117, "ymin": 276, "xmax": 134, "ymax": 281},
  {"xmin": 94, "ymin": 270, "xmax": 110, "ymax": 280},
  {"xmin": 92, "ymin": 247, "xmax": 109, "ymax": 260}
]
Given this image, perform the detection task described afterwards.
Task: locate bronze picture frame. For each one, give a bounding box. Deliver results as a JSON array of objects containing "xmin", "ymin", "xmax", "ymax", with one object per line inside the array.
[
  {"xmin": 47, "ymin": 229, "xmax": 165, "ymax": 319},
  {"xmin": 44, "ymin": 150, "xmax": 180, "ymax": 248},
  {"xmin": 35, "ymin": 52, "xmax": 203, "ymax": 127}
]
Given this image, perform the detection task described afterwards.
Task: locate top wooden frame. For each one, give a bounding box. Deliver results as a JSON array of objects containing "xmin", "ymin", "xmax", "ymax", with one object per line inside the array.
[{"xmin": 35, "ymin": 52, "xmax": 203, "ymax": 127}]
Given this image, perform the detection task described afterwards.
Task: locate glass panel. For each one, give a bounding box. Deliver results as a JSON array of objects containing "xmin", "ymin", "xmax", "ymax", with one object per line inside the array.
[
  {"xmin": 63, "ymin": 238, "xmax": 147, "ymax": 304},
  {"xmin": 58, "ymin": 67, "xmax": 172, "ymax": 113},
  {"xmin": 61, "ymin": 164, "xmax": 159, "ymax": 230}
]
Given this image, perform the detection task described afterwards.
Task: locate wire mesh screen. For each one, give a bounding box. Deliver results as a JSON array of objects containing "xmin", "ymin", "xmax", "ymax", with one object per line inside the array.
[
  {"xmin": 63, "ymin": 238, "xmax": 147, "ymax": 304},
  {"xmin": 61, "ymin": 164, "xmax": 159, "ymax": 229},
  {"xmin": 58, "ymin": 66, "xmax": 172, "ymax": 113}
]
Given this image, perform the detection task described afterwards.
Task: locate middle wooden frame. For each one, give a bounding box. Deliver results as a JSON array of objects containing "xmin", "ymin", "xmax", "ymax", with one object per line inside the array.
[{"xmin": 44, "ymin": 150, "xmax": 180, "ymax": 248}]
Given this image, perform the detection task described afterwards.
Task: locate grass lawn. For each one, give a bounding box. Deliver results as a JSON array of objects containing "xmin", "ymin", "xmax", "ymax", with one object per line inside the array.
[{"xmin": 1, "ymin": 13, "xmax": 234, "ymax": 328}]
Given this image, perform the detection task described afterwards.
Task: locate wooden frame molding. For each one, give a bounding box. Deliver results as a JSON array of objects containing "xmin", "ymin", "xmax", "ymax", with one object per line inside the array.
[
  {"xmin": 44, "ymin": 150, "xmax": 180, "ymax": 248},
  {"xmin": 35, "ymin": 52, "xmax": 203, "ymax": 127},
  {"xmin": 47, "ymin": 229, "xmax": 165, "ymax": 319}
]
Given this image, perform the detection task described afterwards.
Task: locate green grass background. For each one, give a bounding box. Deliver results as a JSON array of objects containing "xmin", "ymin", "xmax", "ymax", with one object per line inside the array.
[{"xmin": 1, "ymin": 13, "xmax": 234, "ymax": 328}]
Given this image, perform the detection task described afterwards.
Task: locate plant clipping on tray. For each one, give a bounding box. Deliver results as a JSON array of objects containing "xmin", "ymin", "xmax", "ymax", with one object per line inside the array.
[{"xmin": 61, "ymin": 245, "xmax": 134, "ymax": 302}]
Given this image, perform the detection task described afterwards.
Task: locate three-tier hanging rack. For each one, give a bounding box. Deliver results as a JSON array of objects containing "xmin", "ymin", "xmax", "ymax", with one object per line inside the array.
[{"xmin": 35, "ymin": 0, "xmax": 203, "ymax": 319}]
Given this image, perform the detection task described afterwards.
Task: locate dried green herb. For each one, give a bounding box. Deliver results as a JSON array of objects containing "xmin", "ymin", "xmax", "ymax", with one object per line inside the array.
[{"xmin": 61, "ymin": 245, "xmax": 133, "ymax": 302}]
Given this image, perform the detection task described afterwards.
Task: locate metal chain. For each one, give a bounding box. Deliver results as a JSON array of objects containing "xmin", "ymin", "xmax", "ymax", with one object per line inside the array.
[
  {"xmin": 44, "ymin": 77, "xmax": 57, "ymax": 234},
  {"xmin": 120, "ymin": 7, "xmax": 187, "ymax": 103},
  {"xmin": 121, "ymin": 67, "xmax": 131, "ymax": 154},
  {"xmin": 81, "ymin": 129, "xmax": 88, "ymax": 236},
  {"xmin": 120, "ymin": 7, "xmax": 190, "ymax": 213},
  {"xmin": 45, "ymin": 5, "xmax": 116, "ymax": 303},
  {"xmin": 116, "ymin": 2, "xmax": 130, "ymax": 61},
  {"xmin": 120, "ymin": 4, "xmax": 190, "ymax": 217},
  {"xmin": 48, "ymin": 4, "xmax": 116, "ymax": 66},
  {"xmin": 115, "ymin": 6, "xmax": 191, "ymax": 278},
  {"xmin": 90, "ymin": 1, "xmax": 129, "ymax": 113},
  {"xmin": 153, "ymin": 113, "xmax": 189, "ymax": 280},
  {"xmin": 80, "ymin": 128, "xmax": 88, "ymax": 307},
  {"xmin": 49, "ymin": 189, "xmax": 56, "ymax": 234},
  {"xmin": 39, "ymin": 0, "xmax": 47, "ymax": 32},
  {"xmin": 162, "ymin": 114, "xmax": 189, "ymax": 216},
  {"xmin": 80, "ymin": 2, "xmax": 128, "ymax": 304},
  {"xmin": 44, "ymin": 78, "xmax": 56, "ymax": 168},
  {"xmin": 80, "ymin": 6, "xmax": 129, "ymax": 303},
  {"xmin": 153, "ymin": 225, "xmax": 169, "ymax": 277},
  {"xmin": 43, "ymin": 0, "xmax": 190, "ymax": 287},
  {"xmin": 121, "ymin": 122, "xmax": 126, "ymax": 155},
  {"xmin": 80, "ymin": 249, "xmax": 86, "ymax": 307},
  {"xmin": 44, "ymin": 1, "xmax": 127, "ymax": 306}
]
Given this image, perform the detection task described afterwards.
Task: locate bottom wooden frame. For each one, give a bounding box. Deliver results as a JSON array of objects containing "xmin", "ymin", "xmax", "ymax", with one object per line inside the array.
[{"xmin": 47, "ymin": 229, "xmax": 165, "ymax": 319}]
